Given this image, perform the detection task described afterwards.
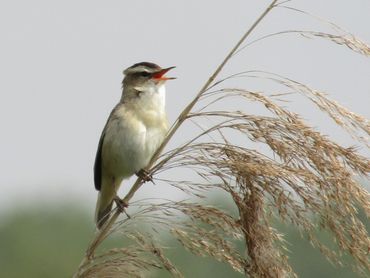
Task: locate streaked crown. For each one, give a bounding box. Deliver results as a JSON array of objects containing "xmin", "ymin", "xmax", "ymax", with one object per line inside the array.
[
  {"xmin": 122, "ymin": 62, "xmax": 175, "ymax": 88},
  {"xmin": 123, "ymin": 62, "xmax": 162, "ymax": 76}
]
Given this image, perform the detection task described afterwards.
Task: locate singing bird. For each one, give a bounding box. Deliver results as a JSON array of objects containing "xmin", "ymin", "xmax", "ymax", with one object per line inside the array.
[{"xmin": 94, "ymin": 62, "xmax": 175, "ymax": 228}]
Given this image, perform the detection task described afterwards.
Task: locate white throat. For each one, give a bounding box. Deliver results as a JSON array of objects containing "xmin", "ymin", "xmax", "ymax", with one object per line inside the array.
[{"xmin": 134, "ymin": 83, "xmax": 166, "ymax": 112}]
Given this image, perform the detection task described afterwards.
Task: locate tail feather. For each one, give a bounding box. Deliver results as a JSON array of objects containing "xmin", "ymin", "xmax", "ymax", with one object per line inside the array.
[
  {"xmin": 95, "ymin": 191, "xmax": 114, "ymax": 229},
  {"xmin": 95, "ymin": 176, "xmax": 123, "ymax": 229}
]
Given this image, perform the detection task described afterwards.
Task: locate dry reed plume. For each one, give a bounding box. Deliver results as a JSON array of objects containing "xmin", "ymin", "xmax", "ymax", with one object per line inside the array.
[{"xmin": 75, "ymin": 1, "xmax": 370, "ymax": 277}]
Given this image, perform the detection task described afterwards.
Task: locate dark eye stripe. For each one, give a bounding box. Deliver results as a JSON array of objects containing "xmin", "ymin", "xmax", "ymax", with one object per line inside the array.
[{"xmin": 140, "ymin": 71, "xmax": 151, "ymax": 77}]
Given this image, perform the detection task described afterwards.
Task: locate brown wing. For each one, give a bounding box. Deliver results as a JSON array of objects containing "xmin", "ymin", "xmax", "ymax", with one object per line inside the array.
[
  {"xmin": 94, "ymin": 105, "xmax": 121, "ymax": 191},
  {"xmin": 94, "ymin": 130, "xmax": 105, "ymax": 191}
]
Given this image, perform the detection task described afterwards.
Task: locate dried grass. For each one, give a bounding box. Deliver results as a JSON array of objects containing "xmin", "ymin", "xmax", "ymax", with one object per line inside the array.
[
  {"xmin": 75, "ymin": 1, "xmax": 370, "ymax": 277},
  {"xmin": 77, "ymin": 233, "xmax": 182, "ymax": 278}
]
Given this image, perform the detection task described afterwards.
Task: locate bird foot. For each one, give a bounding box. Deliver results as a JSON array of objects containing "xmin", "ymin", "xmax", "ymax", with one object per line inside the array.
[
  {"xmin": 114, "ymin": 196, "xmax": 130, "ymax": 218},
  {"xmin": 136, "ymin": 169, "xmax": 155, "ymax": 184}
]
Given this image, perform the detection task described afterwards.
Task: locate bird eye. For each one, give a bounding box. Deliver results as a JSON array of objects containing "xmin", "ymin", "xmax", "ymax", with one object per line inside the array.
[{"xmin": 140, "ymin": 72, "xmax": 150, "ymax": 77}]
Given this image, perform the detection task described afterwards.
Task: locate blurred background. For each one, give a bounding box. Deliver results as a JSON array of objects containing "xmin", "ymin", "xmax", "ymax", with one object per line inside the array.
[{"xmin": 0, "ymin": 0, "xmax": 369, "ymax": 277}]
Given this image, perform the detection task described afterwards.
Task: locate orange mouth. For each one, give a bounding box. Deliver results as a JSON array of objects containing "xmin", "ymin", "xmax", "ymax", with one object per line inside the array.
[{"xmin": 152, "ymin": 66, "xmax": 176, "ymax": 81}]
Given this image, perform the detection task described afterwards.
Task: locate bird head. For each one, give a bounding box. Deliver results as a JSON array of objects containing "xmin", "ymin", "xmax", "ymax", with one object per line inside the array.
[{"xmin": 122, "ymin": 62, "xmax": 176, "ymax": 92}]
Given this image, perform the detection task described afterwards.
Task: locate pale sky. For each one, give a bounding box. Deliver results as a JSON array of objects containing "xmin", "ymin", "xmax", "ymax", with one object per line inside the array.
[{"xmin": 0, "ymin": 0, "xmax": 369, "ymax": 216}]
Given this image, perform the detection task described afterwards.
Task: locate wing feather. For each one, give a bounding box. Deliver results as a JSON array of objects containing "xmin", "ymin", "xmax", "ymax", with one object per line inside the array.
[
  {"xmin": 94, "ymin": 105, "xmax": 121, "ymax": 191},
  {"xmin": 94, "ymin": 130, "xmax": 105, "ymax": 191}
]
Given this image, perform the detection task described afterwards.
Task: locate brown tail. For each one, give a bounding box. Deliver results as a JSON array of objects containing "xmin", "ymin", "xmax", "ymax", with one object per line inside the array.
[{"xmin": 95, "ymin": 192, "xmax": 114, "ymax": 229}]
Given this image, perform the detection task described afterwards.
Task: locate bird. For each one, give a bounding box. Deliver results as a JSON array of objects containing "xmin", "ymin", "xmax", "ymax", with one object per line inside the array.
[{"xmin": 94, "ymin": 62, "xmax": 175, "ymax": 229}]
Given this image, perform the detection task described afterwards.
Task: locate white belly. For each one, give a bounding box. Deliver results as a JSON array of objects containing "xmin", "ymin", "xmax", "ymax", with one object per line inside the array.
[
  {"xmin": 102, "ymin": 83, "xmax": 168, "ymax": 180},
  {"xmin": 102, "ymin": 112, "xmax": 167, "ymax": 179}
]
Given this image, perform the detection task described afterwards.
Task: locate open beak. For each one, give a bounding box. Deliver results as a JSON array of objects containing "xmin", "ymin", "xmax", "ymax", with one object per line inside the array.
[{"xmin": 152, "ymin": 66, "xmax": 176, "ymax": 81}]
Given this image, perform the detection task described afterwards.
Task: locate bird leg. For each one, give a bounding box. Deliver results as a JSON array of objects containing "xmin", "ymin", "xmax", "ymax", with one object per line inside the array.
[
  {"xmin": 136, "ymin": 169, "xmax": 155, "ymax": 184},
  {"xmin": 114, "ymin": 196, "xmax": 130, "ymax": 219}
]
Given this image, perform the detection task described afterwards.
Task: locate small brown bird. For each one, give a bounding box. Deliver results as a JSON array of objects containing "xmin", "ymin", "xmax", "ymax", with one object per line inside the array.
[{"xmin": 94, "ymin": 62, "xmax": 175, "ymax": 228}]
